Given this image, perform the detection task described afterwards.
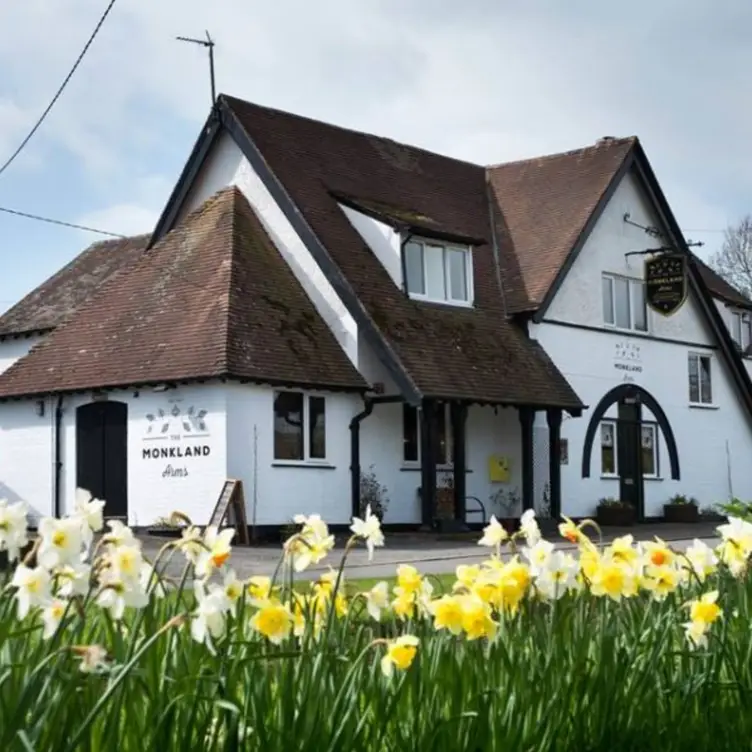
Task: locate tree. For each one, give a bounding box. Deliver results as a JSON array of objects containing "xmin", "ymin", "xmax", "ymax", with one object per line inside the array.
[{"xmin": 709, "ymin": 215, "xmax": 752, "ymax": 298}]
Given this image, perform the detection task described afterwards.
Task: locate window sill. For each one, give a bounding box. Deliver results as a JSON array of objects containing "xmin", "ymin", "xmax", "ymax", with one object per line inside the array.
[
  {"xmin": 603, "ymin": 323, "xmax": 649, "ymax": 335},
  {"xmin": 600, "ymin": 474, "xmax": 663, "ymax": 481},
  {"xmin": 272, "ymin": 461, "xmax": 336, "ymax": 470},
  {"xmin": 407, "ymin": 294, "xmax": 473, "ymax": 309},
  {"xmin": 400, "ymin": 464, "xmax": 473, "ymax": 473},
  {"xmin": 688, "ymin": 402, "xmax": 719, "ymax": 410}
]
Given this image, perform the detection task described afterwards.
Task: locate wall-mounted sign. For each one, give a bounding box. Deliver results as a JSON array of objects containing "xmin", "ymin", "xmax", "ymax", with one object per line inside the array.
[
  {"xmin": 488, "ymin": 455, "xmax": 510, "ymax": 483},
  {"xmin": 613, "ymin": 340, "xmax": 642, "ymax": 374},
  {"xmin": 141, "ymin": 400, "xmax": 212, "ymax": 479},
  {"xmin": 644, "ymin": 252, "xmax": 688, "ymax": 316}
]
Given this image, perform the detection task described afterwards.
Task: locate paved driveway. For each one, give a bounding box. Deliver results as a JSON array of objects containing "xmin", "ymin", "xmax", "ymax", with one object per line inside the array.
[{"xmin": 138, "ymin": 520, "xmax": 723, "ymax": 582}]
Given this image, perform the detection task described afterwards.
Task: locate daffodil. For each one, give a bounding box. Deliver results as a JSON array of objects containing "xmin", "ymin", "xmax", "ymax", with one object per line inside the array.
[
  {"xmin": 38, "ymin": 517, "xmax": 83, "ymax": 569},
  {"xmin": 107, "ymin": 544, "xmax": 145, "ymax": 585},
  {"xmin": 73, "ymin": 645, "xmax": 110, "ymax": 673},
  {"xmin": 54, "ymin": 561, "xmax": 91, "ymax": 598},
  {"xmin": 535, "ymin": 551, "xmax": 579, "ymax": 600},
  {"xmin": 716, "ymin": 517, "xmax": 752, "ymax": 577},
  {"xmin": 215, "ymin": 569, "xmax": 244, "ymax": 604},
  {"xmin": 641, "ymin": 564, "xmax": 680, "ymax": 601},
  {"xmin": 284, "ymin": 515, "xmax": 335, "ymax": 572},
  {"xmin": 41, "ymin": 598, "xmax": 68, "ymax": 639},
  {"xmin": 0, "ymin": 498, "xmax": 29, "ymax": 562},
  {"xmin": 102, "ymin": 519, "xmax": 138, "ymax": 549},
  {"xmin": 589, "ymin": 559, "xmax": 638, "ymax": 601},
  {"xmin": 364, "ymin": 581, "xmax": 390, "ymax": 621},
  {"xmin": 640, "ymin": 537, "xmax": 675, "ymax": 568},
  {"xmin": 431, "ymin": 594, "xmax": 464, "ymax": 635},
  {"xmin": 96, "ymin": 569, "xmax": 149, "ymax": 620},
  {"xmin": 461, "ymin": 595, "xmax": 497, "ymax": 640},
  {"xmin": 350, "ymin": 505, "xmax": 385, "ymax": 560},
  {"xmin": 523, "ymin": 539, "xmax": 555, "ymax": 574},
  {"xmin": 195, "ymin": 526, "xmax": 235, "ymax": 579},
  {"xmin": 250, "ymin": 599, "xmax": 293, "ymax": 644},
  {"xmin": 605, "ymin": 535, "xmax": 639, "ymax": 567},
  {"xmin": 395, "ymin": 564, "xmax": 422, "ymax": 596},
  {"xmin": 478, "ymin": 515, "xmax": 508, "ymax": 552},
  {"xmin": 453, "ymin": 564, "xmax": 481, "ymax": 591},
  {"xmin": 191, "ymin": 581, "xmax": 230, "ymax": 645},
  {"xmin": 247, "ymin": 575, "xmax": 274, "ymax": 606},
  {"xmin": 558, "ymin": 516, "xmax": 583, "ymax": 544},
  {"xmin": 519, "ymin": 509, "xmax": 541, "ymax": 546},
  {"xmin": 74, "ymin": 488, "xmax": 105, "ymax": 545},
  {"xmin": 683, "ymin": 539, "xmax": 717, "ymax": 583},
  {"xmin": 392, "ymin": 591, "xmax": 416, "ymax": 621},
  {"xmin": 380, "ymin": 635, "xmax": 419, "ymax": 677},
  {"xmin": 689, "ymin": 590, "xmax": 722, "ymax": 627},
  {"xmin": 11, "ymin": 564, "xmax": 51, "ymax": 618}
]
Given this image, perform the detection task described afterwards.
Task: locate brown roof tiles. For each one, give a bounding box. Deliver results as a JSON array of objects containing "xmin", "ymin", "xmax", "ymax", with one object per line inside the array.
[{"xmin": 0, "ymin": 187, "xmax": 367, "ymax": 397}]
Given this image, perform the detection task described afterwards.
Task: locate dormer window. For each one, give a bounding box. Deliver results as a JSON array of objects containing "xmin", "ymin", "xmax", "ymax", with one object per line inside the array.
[
  {"xmin": 730, "ymin": 310, "xmax": 751, "ymax": 350},
  {"xmin": 404, "ymin": 238, "xmax": 473, "ymax": 305}
]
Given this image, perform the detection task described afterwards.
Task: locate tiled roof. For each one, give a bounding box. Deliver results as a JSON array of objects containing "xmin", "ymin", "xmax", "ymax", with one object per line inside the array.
[
  {"xmin": 0, "ymin": 187, "xmax": 367, "ymax": 397},
  {"xmin": 0, "ymin": 234, "xmax": 148, "ymax": 337},
  {"xmin": 223, "ymin": 95, "xmax": 583, "ymax": 409},
  {"xmin": 486, "ymin": 138, "xmax": 635, "ymax": 312},
  {"xmin": 692, "ymin": 254, "xmax": 752, "ymax": 309}
]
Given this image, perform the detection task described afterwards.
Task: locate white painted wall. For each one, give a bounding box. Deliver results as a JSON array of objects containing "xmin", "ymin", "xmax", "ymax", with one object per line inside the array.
[
  {"xmin": 179, "ymin": 133, "xmax": 359, "ymax": 368},
  {"xmin": 532, "ymin": 166, "xmax": 752, "ymax": 516},
  {"xmin": 547, "ymin": 169, "xmax": 714, "ymax": 346},
  {"xmin": 338, "ymin": 203, "xmax": 402, "ymax": 287},
  {"xmin": 226, "ymin": 382, "xmax": 359, "ymax": 526},
  {"xmin": 0, "ymin": 335, "xmax": 45, "ymax": 376}
]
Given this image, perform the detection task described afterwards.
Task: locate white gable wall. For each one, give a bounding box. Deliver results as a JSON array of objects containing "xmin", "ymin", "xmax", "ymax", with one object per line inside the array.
[
  {"xmin": 178, "ymin": 133, "xmax": 359, "ymax": 368},
  {"xmin": 533, "ymin": 167, "xmax": 752, "ymax": 516}
]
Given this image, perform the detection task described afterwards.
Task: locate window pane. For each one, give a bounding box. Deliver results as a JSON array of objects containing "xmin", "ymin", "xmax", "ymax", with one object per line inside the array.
[
  {"xmin": 732, "ymin": 312, "xmax": 742, "ymax": 345},
  {"xmin": 641, "ymin": 425, "xmax": 656, "ymax": 476},
  {"xmin": 688, "ymin": 354, "xmax": 700, "ymax": 403},
  {"xmin": 744, "ymin": 315, "xmax": 751, "ymax": 350},
  {"xmin": 436, "ymin": 405, "xmax": 449, "ymax": 465},
  {"xmin": 308, "ymin": 397, "xmax": 326, "ymax": 459},
  {"xmin": 602, "ymin": 276, "xmax": 614, "ymax": 324},
  {"xmin": 614, "ymin": 278, "xmax": 630, "ymax": 329},
  {"xmin": 601, "ymin": 423, "xmax": 616, "ymax": 474},
  {"xmin": 632, "ymin": 282, "xmax": 647, "ymax": 331},
  {"xmin": 403, "ymin": 404, "xmax": 419, "ymax": 462},
  {"xmin": 424, "ymin": 244, "xmax": 446, "ymax": 300},
  {"xmin": 274, "ymin": 392, "xmax": 304, "ymax": 460},
  {"xmin": 404, "ymin": 241, "xmax": 425, "ymax": 295},
  {"xmin": 700, "ymin": 357, "xmax": 712, "ymax": 404},
  {"xmin": 446, "ymin": 248, "xmax": 468, "ymax": 301}
]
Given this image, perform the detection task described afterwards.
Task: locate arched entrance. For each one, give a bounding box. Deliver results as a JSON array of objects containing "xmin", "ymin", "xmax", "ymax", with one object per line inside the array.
[
  {"xmin": 581, "ymin": 384, "xmax": 679, "ymax": 519},
  {"xmin": 76, "ymin": 401, "xmax": 128, "ymax": 520}
]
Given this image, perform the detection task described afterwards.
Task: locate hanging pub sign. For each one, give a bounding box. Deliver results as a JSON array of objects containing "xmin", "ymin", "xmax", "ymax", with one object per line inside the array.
[{"xmin": 644, "ymin": 252, "xmax": 688, "ymax": 316}]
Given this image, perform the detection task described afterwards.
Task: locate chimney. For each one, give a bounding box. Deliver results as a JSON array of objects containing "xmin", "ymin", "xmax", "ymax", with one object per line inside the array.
[{"xmin": 596, "ymin": 136, "xmax": 615, "ymax": 146}]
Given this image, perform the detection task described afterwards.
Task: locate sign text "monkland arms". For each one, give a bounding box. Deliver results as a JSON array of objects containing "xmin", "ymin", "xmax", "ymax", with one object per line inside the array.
[{"xmin": 142, "ymin": 445, "xmax": 211, "ymax": 459}]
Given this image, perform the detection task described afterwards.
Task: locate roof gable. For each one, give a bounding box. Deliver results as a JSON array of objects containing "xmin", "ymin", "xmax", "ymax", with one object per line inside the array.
[
  {"xmin": 0, "ymin": 187, "xmax": 366, "ymax": 398},
  {"xmin": 0, "ymin": 234, "xmax": 148, "ymax": 338},
  {"xmin": 486, "ymin": 137, "xmax": 635, "ymax": 313}
]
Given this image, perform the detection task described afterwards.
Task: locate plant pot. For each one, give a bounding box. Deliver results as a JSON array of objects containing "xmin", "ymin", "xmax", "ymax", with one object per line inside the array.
[
  {"xmin": 663, "ymin": 503, "xmax": 699, "ymax": 523},
  {"xmin": 596, "ymin": 504, "xmax": 635, "ymax": 527}
]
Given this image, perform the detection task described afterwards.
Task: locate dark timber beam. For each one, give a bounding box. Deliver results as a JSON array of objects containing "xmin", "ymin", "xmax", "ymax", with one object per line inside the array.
[
  {"xmin": 518, "ymin": 407, "xmax": 535, "ymax": 513},
  {"xmin": 420, "ymin": 400, "xmax": 438, "ymax": 529},
  {"xmin": 451, "ymin": 402, "xmax": 468, "ymax": 526},
  {"xmin": 546, "ymin": 408, "xmax": 563, "ymax": 519}
]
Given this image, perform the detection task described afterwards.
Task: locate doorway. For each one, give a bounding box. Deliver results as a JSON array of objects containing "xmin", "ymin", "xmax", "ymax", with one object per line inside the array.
[
  {"xmin": 616, "ymin": 397, "xmax": 644, "ymax": 519},
  {"xmin": 76, "ymin": 401, "xmax": 128, "ymax": 520}
]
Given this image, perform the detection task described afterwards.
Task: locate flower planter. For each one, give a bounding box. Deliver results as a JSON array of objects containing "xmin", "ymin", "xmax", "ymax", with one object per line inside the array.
[
  {"xmin": 663, "ymin": 503, "xmax": 699, "ymax": 524},
  {"xmin": 596, "ymin": 504, "xmax": 635, "ymax": 527}
]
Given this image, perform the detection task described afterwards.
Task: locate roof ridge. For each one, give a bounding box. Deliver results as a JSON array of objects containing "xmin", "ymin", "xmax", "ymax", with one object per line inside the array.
[
  {"xmin": 486, "ymin": 136, "xmax": 637, "ymax": 171},
  {"xmin": 220, "ymin": 93, "xmax": 483, "ymax": 170}
]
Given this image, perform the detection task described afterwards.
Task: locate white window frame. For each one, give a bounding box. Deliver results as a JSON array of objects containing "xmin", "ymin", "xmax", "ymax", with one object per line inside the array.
[
  {"xmin": 688, "ymin": 352, "xmax": 713, "ymax": 406},
  {"xmin": 602, "ymin": 273, "xmax": 648, "ymax": 333},
  {"xmin": 272, "ymin": 391, "xmax": 327, "ymax": 464},
  {"xmin": 403, "ymin": 237, "xmax": 474, "ymax": 306},
  {"xmin": 730, "ymin": 309, "xmax": 752, "ymax": 351},
  {"xmin": 402, "ymin": 403, "xmax": 453, "ymax": 467},
  {"xmin": 600, "ymin": 419, "xmax": 658, "ymax": 478}
]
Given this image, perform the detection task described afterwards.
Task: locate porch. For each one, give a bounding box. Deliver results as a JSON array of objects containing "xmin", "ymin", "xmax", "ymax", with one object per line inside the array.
[{"xmin": 352, "ymin": 396, "xmax": 579, "ymax": 529}]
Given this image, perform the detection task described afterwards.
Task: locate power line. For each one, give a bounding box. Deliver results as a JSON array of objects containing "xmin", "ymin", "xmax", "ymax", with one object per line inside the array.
[
  {"xmin": 0, "ymin": 0, "xmax": 118, "ymax": 179},
  {"xmin": 0, "ymin": 205, "xmax": 124, "ymax": 238}
]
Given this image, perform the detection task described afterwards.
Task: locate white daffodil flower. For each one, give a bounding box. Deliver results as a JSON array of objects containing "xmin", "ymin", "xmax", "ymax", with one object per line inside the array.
[
  {"xmin": 0, "ymin": 499, "xmax": 29, "ymax": 563},
  {"xmin": 350, "ymin": 505, "xmax": 385, "ymax": 561},
  {"xmin": 11, "ymin": 564, "xmax": 52, "ymax": 619},
  {"xmin": 38, "ymin": 516, "xmax": 84, "ymax": 570}
]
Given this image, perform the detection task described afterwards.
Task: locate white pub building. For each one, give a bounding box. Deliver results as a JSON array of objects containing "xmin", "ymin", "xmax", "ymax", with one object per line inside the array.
[{"xmin": 0, "ymin": 95, "xmax": 751, "ymax": 532}]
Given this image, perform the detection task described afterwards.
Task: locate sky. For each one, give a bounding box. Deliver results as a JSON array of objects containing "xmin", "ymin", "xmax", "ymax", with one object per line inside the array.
[{"xmin": 0, "ymin": 0, "xmax": 749, "ymax": 312}]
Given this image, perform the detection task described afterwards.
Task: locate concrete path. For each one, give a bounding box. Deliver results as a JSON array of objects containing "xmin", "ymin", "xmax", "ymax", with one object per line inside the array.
[{"xmin": 138, "ymin": 520, "xmax": 723, "ymax": 583}]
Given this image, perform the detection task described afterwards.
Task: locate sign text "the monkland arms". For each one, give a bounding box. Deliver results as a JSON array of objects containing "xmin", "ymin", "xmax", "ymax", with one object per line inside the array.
[{"xmin": 142, "ymin": 445, "xmax": 211, "ymax": 460}]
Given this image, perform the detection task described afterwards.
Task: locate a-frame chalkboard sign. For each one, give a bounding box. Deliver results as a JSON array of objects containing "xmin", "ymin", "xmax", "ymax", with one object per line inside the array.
[{"xmin": 208, "ymin": 479, "xmax": 250, "ymax": 545}]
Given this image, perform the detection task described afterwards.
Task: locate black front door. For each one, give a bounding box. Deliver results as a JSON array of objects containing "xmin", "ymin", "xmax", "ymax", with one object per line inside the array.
[
  {"xmin": 76, "ymin": 401, "xmax": 128, "ymax": 520},
  {"xmin": 616, "ymin": 399, "xmax": 644, "ymax": 519}
]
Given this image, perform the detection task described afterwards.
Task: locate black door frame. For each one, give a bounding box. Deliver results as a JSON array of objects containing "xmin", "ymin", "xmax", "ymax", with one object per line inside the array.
[
  {"xmin": 75, "ymin": 400, "xmax": 128, "ymax": 520},
  {"xmin": 616, "ymin": 397, "xmax": 645, "ymax": 519}
]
